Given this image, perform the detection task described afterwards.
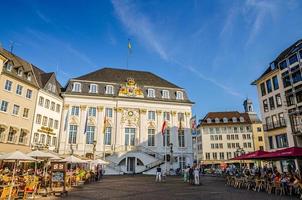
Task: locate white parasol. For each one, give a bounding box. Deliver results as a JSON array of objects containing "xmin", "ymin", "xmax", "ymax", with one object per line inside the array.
[
  {"xmin": 0, "ymin": 151, "xmax": 36, "ymax": 200},
  {"xmin": 62, "ymin": 155, "xmax": 87, "ymax": 163}
]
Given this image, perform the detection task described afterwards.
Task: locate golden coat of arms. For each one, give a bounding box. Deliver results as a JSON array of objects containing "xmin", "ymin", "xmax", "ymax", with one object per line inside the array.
[{"xmin": 118, "ymin": 78, "xmax": 144, "ymax": 98}]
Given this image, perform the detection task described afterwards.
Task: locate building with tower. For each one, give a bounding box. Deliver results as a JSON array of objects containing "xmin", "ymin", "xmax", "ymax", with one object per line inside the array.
[
  {"xmin": 196, "ymin": 99, "xmax": 264, "ymax": 165},
  {"xmin": 58, "ymin": 67, "xmax": 194, "ymax": 174}
]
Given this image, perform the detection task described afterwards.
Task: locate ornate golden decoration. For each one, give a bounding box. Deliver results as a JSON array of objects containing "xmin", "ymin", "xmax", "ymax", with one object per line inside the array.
[
  {"xmin": 97, "ymin": 106, "xmax": 104, "ymax": 112},
  {"xmin": 38, "ymin": 126, "xmax": 54, "ymax": 135},
  {"xmin": 156, "ymin": 110, "xmax": 162, "ymax": 114},
  {"xmin": 63, "ymin": 104, "xmax": 70, "ymax": 110},
  {"xmin": 140, "ymin": 109, "xmax": 147, "ymax": 114},
  {"xmin": 80, "ymin": 105, "xmax": 87, "ymax": 111},
  {"xmin": 172, "ymin": 111, "xmax": 177, "ymax": 116},
  {"xmin": 118, "ymin": 78, "xmax": 144, "ymax": 98},
  {"xmin": 185, "ymin": 112, "xmax": 191, "ymax": 116}
]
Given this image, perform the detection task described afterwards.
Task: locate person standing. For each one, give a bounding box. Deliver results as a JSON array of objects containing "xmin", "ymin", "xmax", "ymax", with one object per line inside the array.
[
  {"xmin": 194, "ymin": 167, "xmax": 200, "ymax": 185},
  {"xmin": 156, "ymin": 166, "xmax": 162, "ymax": 182}
]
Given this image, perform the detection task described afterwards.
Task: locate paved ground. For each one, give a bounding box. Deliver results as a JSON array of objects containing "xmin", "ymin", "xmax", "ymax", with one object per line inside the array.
[{"xmin": 46, "ymin": 175, "xmax": 297, "ymax": 200}]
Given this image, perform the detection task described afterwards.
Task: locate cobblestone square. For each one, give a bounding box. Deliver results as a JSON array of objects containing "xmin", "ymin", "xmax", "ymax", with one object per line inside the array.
[{"xmin": 47, "ymin": 175, "xmax": 293, "ymax": 200}]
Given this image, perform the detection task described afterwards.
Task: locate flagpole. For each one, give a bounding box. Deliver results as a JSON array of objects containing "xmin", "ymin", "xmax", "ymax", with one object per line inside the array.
[{"xmin": 165, "ymin": 130, "xmax": 167, "ymax": 176}]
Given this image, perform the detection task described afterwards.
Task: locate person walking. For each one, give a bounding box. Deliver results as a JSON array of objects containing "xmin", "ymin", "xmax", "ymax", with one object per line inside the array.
[
  {"xmin": 189, "ymin": 167, "xmax": 194, "ymax": 185},
  {"xmin": 156, "ymin": 166, "xmax": 162, "ymax": 182}
]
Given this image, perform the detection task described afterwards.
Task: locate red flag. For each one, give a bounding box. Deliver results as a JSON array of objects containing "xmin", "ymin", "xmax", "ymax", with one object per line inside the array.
[{"xmin": 161, "ymin": 121, "xmax": 167, "ymax": 135}]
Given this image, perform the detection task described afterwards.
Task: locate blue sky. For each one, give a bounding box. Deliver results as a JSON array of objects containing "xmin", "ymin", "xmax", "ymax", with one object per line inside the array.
[{"xmin": 1, "ymin": 0, "xmax": 302, "ymax": 119}]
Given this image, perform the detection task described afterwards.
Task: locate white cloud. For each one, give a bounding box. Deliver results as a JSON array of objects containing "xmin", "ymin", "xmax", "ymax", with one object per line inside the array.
[{"xmin": 111, "ymin": 0, "xmax": 242, "ymax": 97}]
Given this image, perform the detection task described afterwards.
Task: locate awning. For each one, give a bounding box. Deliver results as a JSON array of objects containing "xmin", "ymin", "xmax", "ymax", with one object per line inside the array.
[
  {"xmin": 231, "ymin": 150, "xmax": 269, "ymax": 160},
  {"xmin": 259, "ymin": 147, "xmax": 302, "ymax": 159}
]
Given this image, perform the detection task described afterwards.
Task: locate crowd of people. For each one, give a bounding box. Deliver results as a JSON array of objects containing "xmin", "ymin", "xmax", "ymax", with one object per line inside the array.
[{"xmin": 225, "ymin": 164, "xmax": 302, "ymax": 198}]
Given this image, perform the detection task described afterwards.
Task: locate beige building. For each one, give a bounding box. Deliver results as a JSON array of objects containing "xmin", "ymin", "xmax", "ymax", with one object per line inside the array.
[
  {"xmin": 30, "ymin": 67, "xmax": 63, "ymax": 152},
  {"xmin": 0, "ymin": 48, "xmax": 39, "ymax": 152},
  {"xmin": 196, "ymin": 99, "xmax": 264, "ymax": 164}
]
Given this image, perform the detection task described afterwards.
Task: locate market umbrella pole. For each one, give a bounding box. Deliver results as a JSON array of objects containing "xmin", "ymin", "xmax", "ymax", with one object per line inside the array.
[{"xmin": 8, "ymin": 160, "xmax": 17, "ymax": 200}]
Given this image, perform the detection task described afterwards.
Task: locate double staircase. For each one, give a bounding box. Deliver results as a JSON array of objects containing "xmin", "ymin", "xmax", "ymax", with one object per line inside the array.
[{"xmin": 104, "ymin": 145, "xmax": 165, "ymax": 174}]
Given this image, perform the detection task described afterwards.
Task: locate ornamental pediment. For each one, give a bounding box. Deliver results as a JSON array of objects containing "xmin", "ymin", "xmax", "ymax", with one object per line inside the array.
[{"xmin": 118, "ymin": 78, "xmax": 144, "ymax": 98}]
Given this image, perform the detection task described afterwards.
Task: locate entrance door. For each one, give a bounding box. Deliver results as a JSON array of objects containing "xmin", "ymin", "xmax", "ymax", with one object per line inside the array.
[
  {"xmin": 125, "ymin": 128, "xmax": 135, "ymax": 146},
  {"xmin": 127, "ymin": 157, "xmax": 135, "ymax": 173}
]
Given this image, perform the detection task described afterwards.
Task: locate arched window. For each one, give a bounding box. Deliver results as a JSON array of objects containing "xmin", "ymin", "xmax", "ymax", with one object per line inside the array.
[{"xmin": 223, "ymin": 117, "xmax": 228, "ymax": 123}]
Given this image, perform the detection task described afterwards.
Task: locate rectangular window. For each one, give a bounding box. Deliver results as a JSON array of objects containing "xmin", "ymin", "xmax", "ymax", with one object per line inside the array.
[
  {"xmin": 72, "ymin": 83, "xmax": 81, "ymax": 92},
  {"xmin": 289, "ymin": 54, "xmax": 298, "ymax": 65},
  {"xmin": 162, "ymin": 90, "xmax": 170, "ymax": 99},
  {"xmin": 148, "ymin": 128, "xmax": 155, "ymax": 146},
  {"xmin": 12, "ymin": 104, "xmax": 20, "ymax": 115},
  {"xmin": 176, "ymin": 91, "xmax": 184, "ymax": 100},
  {"xmin": 42, "ymin": 116, "xmax": 48, "ymax": 126},
  {"xmin": 68, "ymin": 125, "xmax": 77, "ymax": 144},
  {"xmin": 23, "ymin": 108, "xmax": 29, "ymax": 118},
  {"xmin": 178, "ymin": 129, "xmax": 185, "ymax": 147},
  {"xmin": 105, "ymin": 85, "xmax": 114, "ymax": 94},
  {"xmin": 148, "ymin": 111, "xmax": 155, "ymax": 120},
  {"xmin": 205, "ymin": 153, "xmax": 210, "ymax": 160},
  {"xmin": 292, "ymin": 66, "xmax": 302, "ymax": 83},
  {"xmin": 36, "ymin": 114, "xmax": 42, "ymax": 124},
  {"xmin": 276, "ymin": 134, "xmax": 288, "ymax": 148},
  {"xmin": 260, "ymin": 83, "xmax": 266, "ymax": 96},
  {"xmin": 163, "ymin": 129, "xmax": 170, "ymax": 146},
  {"xmin": 45, "ymin": 99, "xmax": 50, "ymax": 109},
  {"xmin": 71, "ymin": 106, "xmax": 80, "ymax": 116},
  {"xmin": 269, "ymin": 96, "xmax": 275, "ymax": 110},
  {"xmin": 272, "ymin": 76, "xmax": 279, "ymax": 90},
  {"xmin": 50, "ymin": 102, "xmax": 55, "ymax": 111},
  {"xmin": 263, "ymin": 99, "xmax": 268, "ymax": 112},
  {"xmin": 48, "ymin": 118, "xmax": 53, "ymax": 128},
  {"xmin": 219, "ymin": 152, "xmax": 224, "ymax": 160},
  {"xmin": 266, "ymin": 79, "xmax": 272, "ymax": 93},
  {"xmin": 105, "ymin": 108, "xmax": 113, "ymax": 117},
  {"xmin": 300, "ymin": 50, "xmax": 302, "ymax": 60},
  {"xmin": 16, "ymin": 84, "xmax": 23, "ymax": 95},
  {"xmin": 125, "ymin": 128, "xmax": 136, "ymax": 146},
  {"xmin": 47, "ymin": 135, "xmax": 51, "ymax": 145},
  {"xmin": 40, "ymin": 134, "xmax": 45, "ymax": 144},
  {"xmin": 212, "ymin": 152, "xmax": 217, "ymax": 160},
  {"xmin": 88, "ymin": 107, "xmax": 97, "ymax": 117},
  {"xmin": 275, "ymin": 94, "xmax": 282, "ymax": 107},
  {"xmin": 38, "ymin": 97, "xmax": 44, "ymax": 106},
  {"xmin": 163, "ymin": 112, "xmax": 170, "ymax": 121},
  {"xmin": 258, "ymin": 136, "xmax": 263, "ymax": 142},
  {"xmin": 89, "ymin": 84, "xmax": 98, "ymax": 93},
  {"xmin": 33, "ymin": 133, "xmax": 39, "ymax": 143},
  {"xmin": 86, "ymin": 126, "xmax": 95, "ymax": 144},
  {"xmin": 56, "ymin": 104, "xmax": 61, "ymax": 112},
  {"xmin": 104, "ymin": 127, "xmax": 112, "ymax": 145},
  {"xmin": 26, "ymin": 89, "xmax": 32, "ymax": 99},
  {"xmin": 54, "ymin": 120, "xmax": 59, "ymax": 129},
  {"xmin": 0, "ymin": 100, "xmax": 8, "ymax": 112},
  {"xmin": 279, "ymin": 60, "xmax": 287, "ymax": 70},
  {"xmin": 52, "ymin": 137, "xmax": 57, "ymax": 147},
  {"xmin": 4, "ymin": 80, "xmax": 12, "ymax": 91},
  {"xmin": 178, "ymin": 112, "xmax": 184, "ymax": 121},
  {"xmin": 147, "ymin": 89, "xmax": 155, "ymax": 98}
]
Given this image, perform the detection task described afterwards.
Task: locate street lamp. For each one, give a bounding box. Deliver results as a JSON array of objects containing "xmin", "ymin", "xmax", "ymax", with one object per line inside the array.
[
  {"xmin": 93, "ymin": 140, "xmax": 97, "ymax": 160},
  {"xmin": 169, "ymin": 143, "xmax": 173, "ymax": 166}
]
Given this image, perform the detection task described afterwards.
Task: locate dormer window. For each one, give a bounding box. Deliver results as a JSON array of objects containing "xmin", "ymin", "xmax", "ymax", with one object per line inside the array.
[
  {"xmin": 239, "ymin": 117, "xmax": 244, "ymax": 122},
  {"xmin": 17, "ymin": 68, "xmax": 23, "ymax": 77},
  {"xmin": 105, "ymin": 85, "xmax": 114, "ymax": 94},
  {"xmin": 176, "ymin": 91, "xmax": 184, "ymax": 100},
  {"xmin": 207, "ymin": 118, "xmax": 212, "ymax": 123},
  {"xmin": 27, "ymin": 73, "xmax": 32, "ymax": 81},
  {"xmin": 147, "ymin": 89, "xmax": 155, "ymax": 98},
  {"xmin": 72, "ymin": 82, "xmax": 81, "ymax": 92},
  {"xmin": 215, "ymin": 118, "xmax": 220, "ymax": 123},
  {"xmin": 162, "ymin": 90, "xmax": 170, "ymax": 99},
  {"xmin": 223, "ymin": 117, "xmax": 228, "ymax": 123},
  {"xmin": 89, "ymin": 84, "xmax": 98, "ymax": 93},
  {"xmin": 52, "ymin": 85, "xmax": 56, "ymax": 93},
  {"xmin": 232, "ymin": 117, "xmax": 237, "ymax": 122},
  {"xmin": 6, "ymin": 63, "xmax": 12, "ymax": 72}
]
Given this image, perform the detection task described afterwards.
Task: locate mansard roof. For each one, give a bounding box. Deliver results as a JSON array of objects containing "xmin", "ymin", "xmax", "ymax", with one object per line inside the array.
[
  {"xmin": 199, "ymin": 111, "xmax": 252, "ymax": 126},
  {"xmin": 75, "ymin": 67, "xmax": 182, "ymax": 89}
]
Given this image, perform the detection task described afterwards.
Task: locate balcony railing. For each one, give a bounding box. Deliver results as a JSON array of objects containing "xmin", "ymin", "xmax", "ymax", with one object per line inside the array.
[{"xmin": 263, "ymin": 119, "xmax": 286, "ymax": 131}]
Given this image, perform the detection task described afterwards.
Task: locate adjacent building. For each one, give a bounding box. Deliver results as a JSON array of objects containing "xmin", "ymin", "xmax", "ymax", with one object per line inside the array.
[
  {"xmin": 30, "ymin": 66, "xmax": 63, "ymax": 152},
  {"xmin": 0, "ymin": 48, "xmax": 39, "ymax": 152},
  {"xmin": 196, "ymin": 100, "xmax": 264, "ymax": 164},
  {"xmin": 58, "ymin": 68, "xmax": 194, "ymax": 174},
  {"xmin": 252, "ymin": 39, "xmax": 302, "ymax": 170}
]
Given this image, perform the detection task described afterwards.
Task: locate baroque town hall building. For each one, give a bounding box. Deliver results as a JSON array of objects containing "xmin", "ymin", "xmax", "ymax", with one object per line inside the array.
[{"xmin": 59, "ymin": 68, "xmax": 194, "ymax": 174}]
